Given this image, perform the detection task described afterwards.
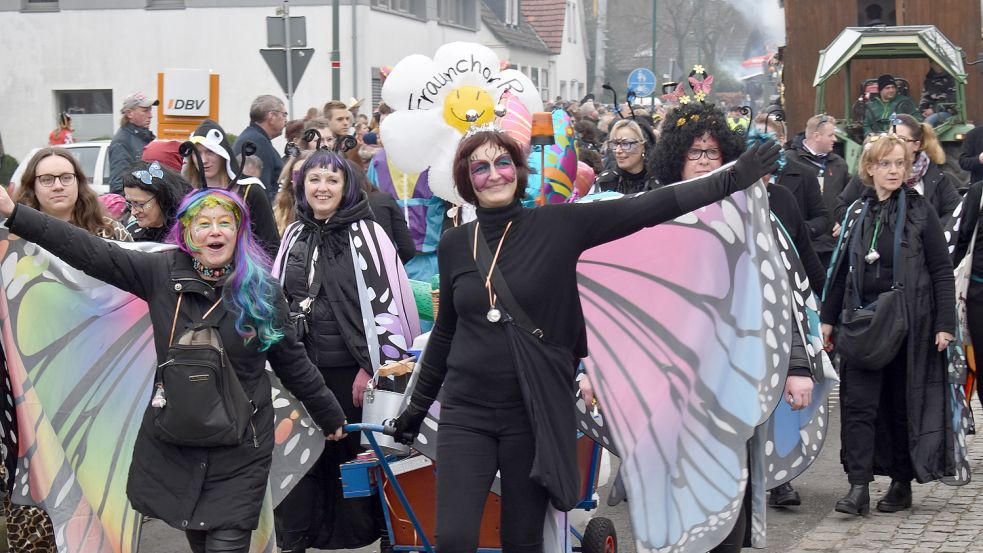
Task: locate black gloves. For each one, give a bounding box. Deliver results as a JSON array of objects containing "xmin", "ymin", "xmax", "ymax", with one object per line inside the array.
[
  {"xmin": 391, "ymin": 402, "xmax": 429, "ymax": 446},
  {"xmin": 733, "ymin": 140, "xmax": 782, "ymax": 190}
]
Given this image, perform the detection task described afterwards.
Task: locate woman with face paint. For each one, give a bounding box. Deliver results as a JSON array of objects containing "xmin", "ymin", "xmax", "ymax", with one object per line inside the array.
[
  {"xmin": 0, "ymin": 186, "xmax": 347, "ymax": 553},
  {"xmin": 392, "ymin": 129, "xmax": 781, "ymax": 553}
]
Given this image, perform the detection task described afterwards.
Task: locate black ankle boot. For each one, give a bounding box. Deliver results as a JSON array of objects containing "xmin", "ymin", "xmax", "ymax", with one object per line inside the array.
[
  {"xmin": 834, "ymin": 484, "xmax": 869, "ymax": 516},
  {"xmin": 876, "ymin": 480, "xmax": 912, "ymax": 512},
  {"xmin": 768, "ymin": 482, "xmax": 801, "ymax": 507}
]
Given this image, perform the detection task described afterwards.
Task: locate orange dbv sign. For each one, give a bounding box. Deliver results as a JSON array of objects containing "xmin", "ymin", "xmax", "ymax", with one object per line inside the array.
[{"xmin": 156, "ymin": 70, "xmax": 220, "ymax": 140}]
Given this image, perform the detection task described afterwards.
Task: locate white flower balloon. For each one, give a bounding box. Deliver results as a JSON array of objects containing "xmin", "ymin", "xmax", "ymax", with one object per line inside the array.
[{"xmin": 380, "ymin": 42, "xmax": 544, "ymax": 205}]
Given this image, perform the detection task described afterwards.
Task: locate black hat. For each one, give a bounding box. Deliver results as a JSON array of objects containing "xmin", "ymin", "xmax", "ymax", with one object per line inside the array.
[{"xmin": 877, "ymin": 74, "xmax": 896, "ymax": 92}]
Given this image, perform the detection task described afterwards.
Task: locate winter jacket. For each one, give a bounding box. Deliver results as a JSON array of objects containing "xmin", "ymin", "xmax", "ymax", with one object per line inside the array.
[
  {"xmin": 786, "ymin": 143, "xmax": 851, "ymax": 254},
  {"xmin": 280, "ymin": 230, "xmax": 362, "ymax": 371},
  {"xmin": 958, "ymin": 126, "xmax": 983, "ymax": 185},
  {"xmin": 834, "ymin": 163, "xmax": 961, "ymax": 229},
  {"xmin": 822, "ymin": 188, "xmax": 957, "ymax": 483},
  {"xmin": 109, "ymin": 123, "xmax": 156, "ymax": 194},
  {"xmin": 234, "ymin": 123, "xmax": 284, "ymax": 202},
  {"xmin": 5, "ymin": 204, "xmax": 346, "ymax": 531},
  {"xmin": 952, "ymin": 180, "xmax": 983, "ymax": 279},
  {"xmin": 774, "ymin": 157, "xmax": 831, "ymax": 244},
  {"xmin": 863, "ymin": 95, "xmax": 920, "ymax": 136},
  {"xmin": 368, "ymin": 190, "xmax": 416, "ymax": 264}
]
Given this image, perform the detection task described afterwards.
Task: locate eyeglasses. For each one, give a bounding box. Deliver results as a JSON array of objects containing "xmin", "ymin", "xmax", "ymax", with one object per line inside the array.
[
  {"xmin": 270, "ymin": 110, "xmax": 289, "ymax": 117},
  {"xmin": 875, "ymin": 160, "xmax": 907, "ymax": 170},
  {"xmin": 611, "ymin": 139, "xmax": 642, "ymax": 153},
  {"xmin": 686, "ymin": 148, "xmax": 722, "ymax": 161},
  {"xmin": 35, "ymin": 173, "xmax": 77, "ymax": 187},
  {"xmin": 125, "ymin": 197, "xmax": 157, "ymax": 212}
]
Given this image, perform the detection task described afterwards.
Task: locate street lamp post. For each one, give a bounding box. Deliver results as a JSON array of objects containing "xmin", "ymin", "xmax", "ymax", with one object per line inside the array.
[
  {"xmin": 331, "ymin": 0, "xmax": 341, "ymax": 100},
  {"xmin": 651, "ymin": 0, "xmax": 657, "ymax": 79}
]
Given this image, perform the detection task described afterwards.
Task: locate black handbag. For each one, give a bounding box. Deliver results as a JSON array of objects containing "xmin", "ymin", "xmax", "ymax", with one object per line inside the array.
[
  {"xmin": 153, "ymin": 294, "xmax": 256, "ymax": 447},
  {"xmin": 836, "ymin": 192, "xmax": 909, "ymax": 370},
  {"xmin": 468, "ymin": 223, "xmax": 582, "ymax": 511}
]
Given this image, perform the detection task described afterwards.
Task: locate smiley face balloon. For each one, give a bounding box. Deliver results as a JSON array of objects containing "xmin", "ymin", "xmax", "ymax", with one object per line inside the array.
[{"xmin": 380, "ymin": 41, "xmax": 543, "ymax": 205}]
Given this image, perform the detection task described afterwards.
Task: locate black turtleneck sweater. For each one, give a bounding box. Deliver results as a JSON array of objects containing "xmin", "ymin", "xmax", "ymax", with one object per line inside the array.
[
  {"xmin": 414, "ymin": 168, "xmax": 751, "ymax": 408},
  {"xmin": 594, "ymin": 166, "xmax": 658, "ymax": 194}
]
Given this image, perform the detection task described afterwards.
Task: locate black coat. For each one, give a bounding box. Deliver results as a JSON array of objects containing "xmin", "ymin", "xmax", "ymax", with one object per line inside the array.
[
  {"xmin": 785, "ymin": 145, "xmax": 851, "ymax": 254},
  {"xmin": 834, "ymin": 163, "xmax": 961, "ymax": 229},
  {"xmin": 953, "ymin": 180, "xmax": 983, "ymax": 278},
  {"xmin": 5, "ymin": 204, "xmax": 346, "ymax": 531},
  {"xmin": 775, "ymin": 158, "xmax": 831, "ymax": 243},
  {"xmin": 234, "ymin": 123, "xmax": 284, "ymax": 202},
  {"xmin": 958, "ymin": 126, "xmax": 983, "ymax": 185},
  {"xmin": 368, "ymin": 190, "xmax": 416, "ymax": 263},
  {"xmin": 232, "ymin": 181, "xmax": 281, "ymax": 261},
  {"xmin": 821, "ymin": 188, "xmax": 957, "ymax": 483}
]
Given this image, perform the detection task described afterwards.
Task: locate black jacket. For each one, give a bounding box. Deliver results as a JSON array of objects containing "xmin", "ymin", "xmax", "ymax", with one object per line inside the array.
[
  {"xmin": 953, "ymin": 180, "xmax": 983, "ymax": 278},
  {"xmin": 234, "ymin": 123, "xmax": 284, "ymax": 202},
  {"xmin": 593, "ymin": 166, "xmax": 659, "ymax": 194},
  {"xmin": 368, "ymin": 190, "xmax": 416, "ymax": 263},
  {"xmin": 786, "ymin": 144, "xmax": 851, "ymax": 254},
  {"xmin": 822, "ymin": 188, "xmax": 957, "ymax": 483},
  {"xmin": 109, "ymin": 123, "xmax": 156, "ymax": 194},
  {"xmin": 5, "ymin": 204, "xmax": 346, "ymax": 531},
  {"xmin": 834, "ymin": 163, "xmax": 961, "ymax": 228},
  {"xmin": 234, "ymin": 182, "xmax": 281, "ymax": 260},
  {"xmin": 775, "ymin": 157, "xmax": 831, "ymax": 243},
  {"xmin": 280, "ymin": 227, "xmax": 362, "ymax": 371},
  {"xmin": 958, "ymin": 126, "xmax": 983, "ymax": 185}
]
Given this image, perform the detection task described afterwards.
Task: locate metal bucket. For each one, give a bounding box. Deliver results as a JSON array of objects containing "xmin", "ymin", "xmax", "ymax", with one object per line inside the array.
[{"xmin": 360, "ymin": 386, "xmax": 409, "ymax": 454}]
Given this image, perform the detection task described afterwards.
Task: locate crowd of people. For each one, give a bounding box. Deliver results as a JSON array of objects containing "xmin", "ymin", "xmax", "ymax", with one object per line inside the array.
[{"xmin": 0, "ymin": 66, "xmax": 980, "ymax": 553}]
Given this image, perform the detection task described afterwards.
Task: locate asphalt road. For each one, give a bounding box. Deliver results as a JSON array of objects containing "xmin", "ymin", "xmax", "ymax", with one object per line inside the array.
[{"xmin": 140, "ymin": 393, "xmax": 845, "ymax": 553}]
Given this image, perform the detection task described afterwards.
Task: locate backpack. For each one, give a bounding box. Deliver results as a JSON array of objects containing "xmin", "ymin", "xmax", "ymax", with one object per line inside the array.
[{"xmin": 152, "ymin": 294, "xmax": 257, "ymax": 448}]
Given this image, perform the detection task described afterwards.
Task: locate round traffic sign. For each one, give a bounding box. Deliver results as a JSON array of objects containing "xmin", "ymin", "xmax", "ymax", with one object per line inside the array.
[{"xmin": 627, "ymin": 68, "xmax": 657, "ymax": 97}]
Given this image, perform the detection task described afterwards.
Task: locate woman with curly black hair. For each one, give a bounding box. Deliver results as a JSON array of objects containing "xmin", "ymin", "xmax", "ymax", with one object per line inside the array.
[{"xmin": 651, "ymin": 102, "xmax": 744, "ymax": 186}]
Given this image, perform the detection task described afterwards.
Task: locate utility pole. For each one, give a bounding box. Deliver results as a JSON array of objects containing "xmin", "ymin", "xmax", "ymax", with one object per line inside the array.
[
  {"xmin": 594, "ymin": 0, "xmax": 607, "ymax": 97},
  {"xmin": 651, "ymin": 0, "xmax": 657, "ymax": 79},
  {"xmin": 283, "ymin": 0, "xmax": 294, "ymax": 117},
  {"xmin": 331, "ymin": 0, "xmax": 341, "ymax": 100}
]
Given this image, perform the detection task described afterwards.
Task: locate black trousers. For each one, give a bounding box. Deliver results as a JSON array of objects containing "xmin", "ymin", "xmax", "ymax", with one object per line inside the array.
[
  {"xmin": 435, "ymin": 399, "xmax": 550, "ymax": 553},
  {"xmin": 840, "ymin": 344, "xmax": 914, "ymax": 484},
  {"xmin": 965, "ymin": 281, "xmax": 983, "ymax": 407},
  {"xmin": 185, "ymin": 529, "xmax": 251, "ymax": 553}
]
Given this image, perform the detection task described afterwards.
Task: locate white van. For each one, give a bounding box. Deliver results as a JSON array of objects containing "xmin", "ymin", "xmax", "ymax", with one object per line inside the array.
[{"xmin": 9, "ymin": 140, "xmax": 112, "ymax": 196}]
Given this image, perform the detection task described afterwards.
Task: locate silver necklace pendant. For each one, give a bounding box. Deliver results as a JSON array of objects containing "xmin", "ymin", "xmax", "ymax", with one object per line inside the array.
[
  {"xmin": 486, "ymin": 307, "xmax": 502, "ymax": 323},
  {"xmin": 865, "ymin": 250, "xmax": 881, "ymax": 264}
]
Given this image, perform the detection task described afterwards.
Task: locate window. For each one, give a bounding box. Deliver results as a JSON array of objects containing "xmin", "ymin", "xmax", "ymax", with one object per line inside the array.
[
  {"xmin": 505, "ymin": 0, "xmax": 520, "ymax": 27},
  {"xmin": 371, "ymin": 0, "xmax": 425, "ymax": 18},
  {"xmin": 146, "ymin": 0, "xmax": 185, "ymax": 8},
  {"xmin": 560, "ymin": 80, "xmax": 568, "ymax": 100},
  {"xmin": 530, "ymin": 67, "xmax": 540, "ymax": 88},
  {"xmin": 22, "ymin": 0, "xmax": 59, "ymax": 12},
  {"xmin": 540, "ymin": 69, "xmax": 549, "ymax": 101},
  {"xmin": 439, "ymin": 0, "xmax": 476, "ymax": 28},
  {"xmin": 55, "ymin": 89, "xmax": 114, "ymax": 141},
  {"xmin": 371, "ymin": 67, "xmax": 383, "ymax": 111},
  {"xmin": 856, "ymin": 0, "xmax": 896, "ymax": 26}
]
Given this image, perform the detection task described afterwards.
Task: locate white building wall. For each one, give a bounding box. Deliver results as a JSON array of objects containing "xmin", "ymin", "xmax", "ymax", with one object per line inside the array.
[
  {"xmin": 550, "ymin": 0, "xmax": 587, "ymax": 101},
  {"xmin": 0, "ymin": 5, "xmax": 480, "ymax": 161}
]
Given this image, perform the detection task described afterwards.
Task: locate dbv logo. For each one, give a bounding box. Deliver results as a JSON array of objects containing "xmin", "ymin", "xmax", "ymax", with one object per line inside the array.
[{"xmin": 167, "ymin": 99, "xmax": 206, "ymax": 110}]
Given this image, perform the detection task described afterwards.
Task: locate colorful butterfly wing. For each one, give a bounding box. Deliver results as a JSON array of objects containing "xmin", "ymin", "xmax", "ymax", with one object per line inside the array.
[
  {"xmin": 760, "ymin": 215, "xmax": 836, "ymax": 488},
  {"xmin": 577, "ymin": 180, "xmax": 791, "ymax": 552},
  {"xmin": 496, "ymin": 91, "xmax": 532, "ymax": 150},
  {"xmin": 0, "ymin": 233, "xmax": 161, "ymax": 553}
]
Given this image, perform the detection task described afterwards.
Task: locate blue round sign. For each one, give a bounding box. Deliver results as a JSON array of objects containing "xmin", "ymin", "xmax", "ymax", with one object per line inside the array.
[{"xmin": 627, "ymin": 68, "xmax": 657, "ymax": 97}]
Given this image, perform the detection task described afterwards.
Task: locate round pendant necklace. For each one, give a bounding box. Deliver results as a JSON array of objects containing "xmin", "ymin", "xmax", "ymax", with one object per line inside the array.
[{"xmin": 472, "ymin": 221, "xmax": 513, "ymax": 324}]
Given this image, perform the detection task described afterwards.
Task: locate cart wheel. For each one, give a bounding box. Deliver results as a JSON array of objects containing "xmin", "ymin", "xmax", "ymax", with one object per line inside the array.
[{"xmin": 582, "ymin": 517, "xmax": 617, "ymax": 553}]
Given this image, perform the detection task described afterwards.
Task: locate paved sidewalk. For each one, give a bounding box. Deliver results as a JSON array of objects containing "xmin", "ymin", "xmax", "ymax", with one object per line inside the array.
[{"xmin": 788, "ymin": 403, "xmax": 983, "ymax": 553}]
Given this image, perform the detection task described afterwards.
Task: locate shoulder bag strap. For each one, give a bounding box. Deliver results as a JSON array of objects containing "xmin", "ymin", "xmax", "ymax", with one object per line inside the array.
[
  {"xmin": 849, "ymin": 201, "xmax": 871, "ymax": 308},
  {"xmin": 168, "ymin": 293, "xmax": 184, "ymax": 347},
  {"xmin": 299, "ymin": 242, "xmax": 323, "ymax": 313},
  {"xmin": 467, "ymin": 222, "xmax": 544, "ymax": 339}
]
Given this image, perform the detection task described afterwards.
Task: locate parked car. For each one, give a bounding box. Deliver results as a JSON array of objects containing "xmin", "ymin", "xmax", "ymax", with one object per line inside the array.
[{"xmin": 8, "ymin": 140, "xmax": 111, "ymax": 195}]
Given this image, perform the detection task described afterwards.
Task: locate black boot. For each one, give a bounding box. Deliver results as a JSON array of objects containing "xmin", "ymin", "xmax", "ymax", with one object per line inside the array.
[
  {"xmin": 834, "ymin": 484, "xmax": 869, "ymax": 516},
  {"xmin": 876, "ymin": 480, "xmax": 912, "ymax": 512},
  {"xmin": 768, "ymin": 482, "xmax": 801, "ymax": 507}
]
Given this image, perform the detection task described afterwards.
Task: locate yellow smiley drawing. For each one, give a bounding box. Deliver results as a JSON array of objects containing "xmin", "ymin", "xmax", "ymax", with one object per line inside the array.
[{"xmin": 443, "ymin": 86, "xmax": 495, "ymax": 133}]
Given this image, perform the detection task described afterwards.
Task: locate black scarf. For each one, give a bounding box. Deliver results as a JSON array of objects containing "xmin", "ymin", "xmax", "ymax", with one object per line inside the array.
[
  {"xmin": 612, "ymin": 166, "xmax": 654, "ymax": 194},
  {"xmin": 296, "ymin": 192, "xmax": 375, "ymax": 369}
]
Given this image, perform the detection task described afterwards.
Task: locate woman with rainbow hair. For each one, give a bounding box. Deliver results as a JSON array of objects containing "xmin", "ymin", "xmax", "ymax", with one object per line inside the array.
[{"xmin": 0, "ymin": 186, "xmax": 347, "ymax": 553}]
